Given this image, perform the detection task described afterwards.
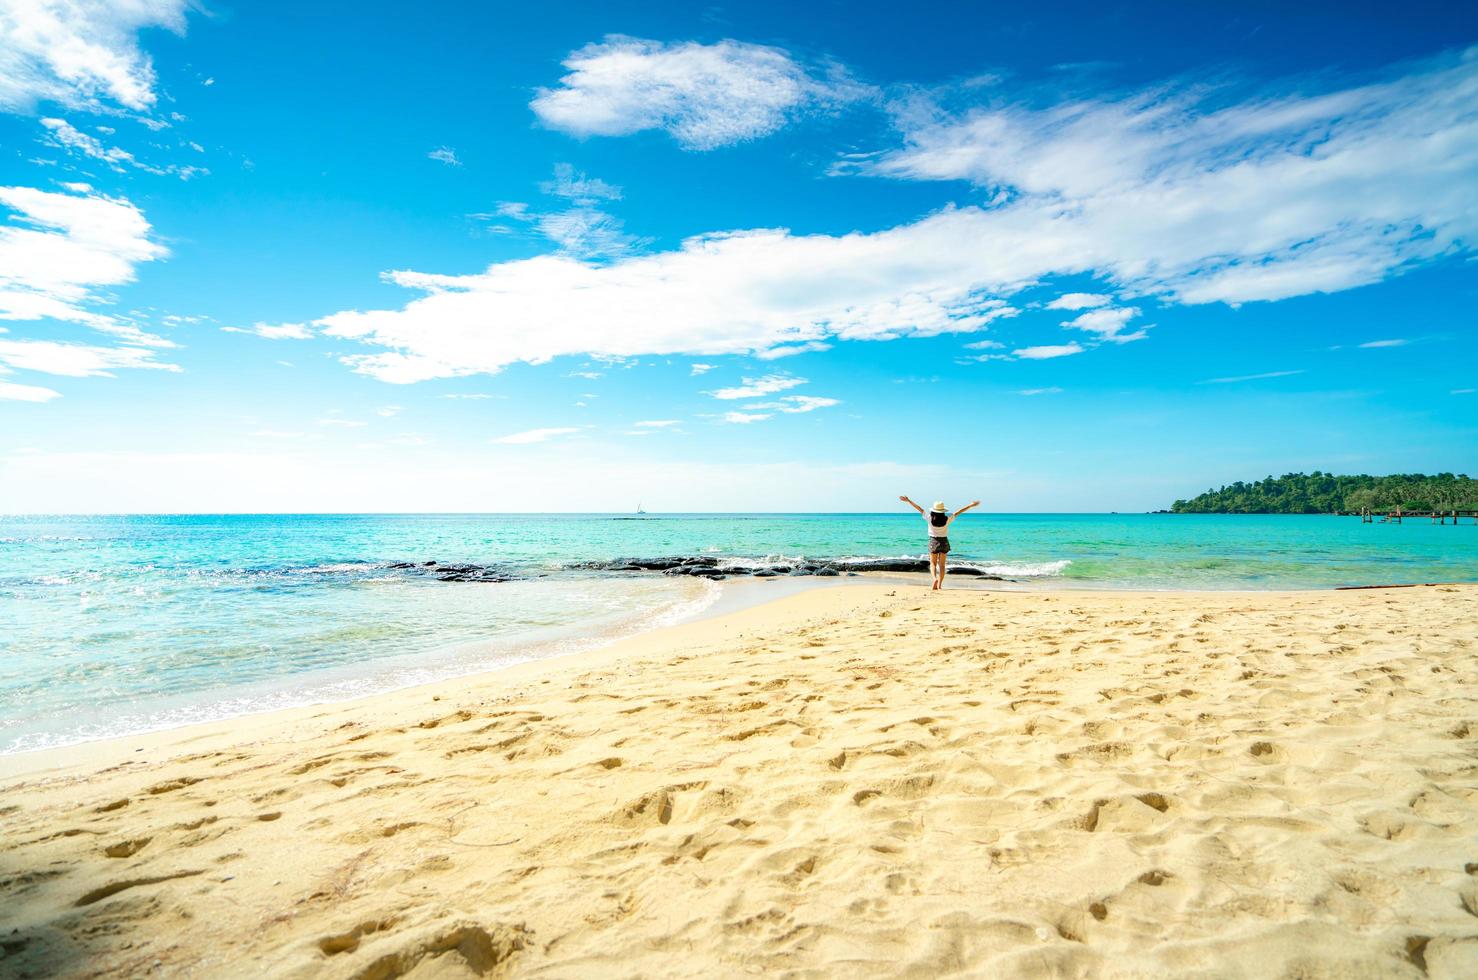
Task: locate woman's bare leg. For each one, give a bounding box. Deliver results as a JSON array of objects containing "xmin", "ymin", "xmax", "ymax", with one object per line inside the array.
[{"xmin": 939, "ymin": 553, "xmax": 948, "ymax": 589}]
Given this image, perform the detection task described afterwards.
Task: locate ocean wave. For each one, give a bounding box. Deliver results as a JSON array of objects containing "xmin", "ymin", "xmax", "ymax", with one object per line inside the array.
[{"xmin": 971, "ymin": 560, "xmax": 1072, "ymax": 578}]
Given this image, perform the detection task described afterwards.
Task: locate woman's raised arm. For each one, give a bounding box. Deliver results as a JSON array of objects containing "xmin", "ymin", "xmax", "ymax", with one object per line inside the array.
[
  {"xmin": 953, "ymin": 500, "xmax": 982, "ymax": 517},
  {"xmin": 899, "ymin": 495, "xmax": 925, "ymax": 514}
]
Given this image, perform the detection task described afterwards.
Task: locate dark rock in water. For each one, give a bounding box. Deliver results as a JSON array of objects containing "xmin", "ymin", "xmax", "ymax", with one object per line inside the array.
[
  {"xmin": 385, "ymin": 560, "xmax": 519, "ymax": 583},
  {"xmin": 565, "ymin": 554, "xmax": 1006, "ymax": 581},
  {"xmin": 830, "ymin": 558, "xmax": 927, "ymax": 573},
  {"xmin": 830, "ymin": 557, "xmax": 1000, "ymax": 578},
  {"xmin": 662, "ymin": 564, "xmax": 727, "ymax": 578}
]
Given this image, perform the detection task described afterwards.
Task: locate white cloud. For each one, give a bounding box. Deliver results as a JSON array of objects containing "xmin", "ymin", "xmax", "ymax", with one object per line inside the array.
[
  {"xmin": 1358, "ymin": 338, "xmax": 1409, "ymax": 348},
  {"xmin": 376, "ymin": 405, "xmax": 402, "ymax": 417},
  {"xmin": 221, "ymin": 322, "xmax": 311, "ymax": 340},
  {"xmin": 753, "ymin": 340, "xmax": 832, "ymax": 359},
  {"xmin": 1061, "ymin": 306, "xmax": 1138, "ymax": 339},
  {"xmin": 720, "ymin": 411, "xmax": 770, "ymax": 424},
  {"xmin": 1013, "ymin": 343, "xmax": 1084, "ymax": 360},
  {"xmin": 860, "ymin": 48, "xmax": 1478, "ymax": 306},
  {"xmin": 289, "ymin": 50, "xmax": 1478, "ymax": 385},
  {"xmin": 0, "ymin": 338, "xmax": 178, "ymax": 376},
  {"xmin": 531, "ymin": 35, "xmax": 873, "ymax": 150},
  {"xmin": 963, "ymin": 339, "xmax": 1005, "ymax": 350},
  {"xmin": 1199, "ymin": 369, "xmax": 1305, "ymax": 384},
  {"xmin": 1018, "ymin": 387, "xmax": 1063, "ymax": 396},
  {"xmin": 428, "ymin": 146, "xmax": 460, "ymax": 166},
  {"xmin": 708, "ymin": 374, "xmax": 807, "ymax": 400},
  {"xmin": 1453, "ymin": 388, "xmax": 1475, "ymax": 395},
  {"xmin": 690, "ymin": 363, "xmax": 715, "ymax": 375},
  {"xmin": 0, "ymin": 0, "xmax": 190, "ymax": 113},
  {"xmin": 0, "ymin": 184, "xmax": 170, "ymax": 348},
  {"xmin": 749, "ymin": 395, "xmax": 839, "ymax": 413},
  {"xmin": 635, "ymin": 419, "xmax": 680, "ymax": 427},
  {"xmin": 0, "ymin": 378, "xmax": 61, "ymax": 401},
  {"xmin": 491, "ymin": 426, "xmax": 582, "ymax": 444},
  {"xmin": 307, "ymin": 209, "xmax": 1080, "ymax": 383},
  {"xmin": 1046, "ymin": 292, "xmax": 1110, "ymax": 310}
]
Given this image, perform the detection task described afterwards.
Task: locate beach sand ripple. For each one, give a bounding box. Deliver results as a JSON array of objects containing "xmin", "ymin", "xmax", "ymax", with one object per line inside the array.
[{"xmin": 2, "ymin": 585, "xmax": 1477, "ymax": 978}]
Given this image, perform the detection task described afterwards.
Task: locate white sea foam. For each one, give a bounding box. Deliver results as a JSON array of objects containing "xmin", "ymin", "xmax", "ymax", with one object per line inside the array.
[{"xmin": 968, "ymin": 559, "xmax": 1072, "ymax": 578}]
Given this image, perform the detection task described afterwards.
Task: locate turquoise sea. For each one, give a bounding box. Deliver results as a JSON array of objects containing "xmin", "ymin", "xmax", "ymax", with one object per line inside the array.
[{"xmin": 2, "ymin": 513, "xmax": 1474, "ymax": 754}]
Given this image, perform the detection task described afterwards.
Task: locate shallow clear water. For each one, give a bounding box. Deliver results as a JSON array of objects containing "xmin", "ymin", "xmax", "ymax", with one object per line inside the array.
[{"xmin": 2, "ymin": 512, "xmax": 1473, "ymax": 753}]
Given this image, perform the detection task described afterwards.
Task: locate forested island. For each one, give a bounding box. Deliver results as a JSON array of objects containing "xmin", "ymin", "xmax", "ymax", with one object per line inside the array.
[{"xmin": 1170, "ymin": 472, "xmax": 1478, "ymax": 514}]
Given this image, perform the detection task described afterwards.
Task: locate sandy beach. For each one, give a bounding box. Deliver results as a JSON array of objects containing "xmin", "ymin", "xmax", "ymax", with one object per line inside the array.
[{"xmin": 3, "ymin": 582, "xmax": 1478, "ymax": 978}]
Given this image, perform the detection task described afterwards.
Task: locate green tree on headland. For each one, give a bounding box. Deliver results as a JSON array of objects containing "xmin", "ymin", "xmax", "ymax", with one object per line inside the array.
[{"xmin": 1170, "ymin": 472, "xmax": 1478, "ymax": 514}]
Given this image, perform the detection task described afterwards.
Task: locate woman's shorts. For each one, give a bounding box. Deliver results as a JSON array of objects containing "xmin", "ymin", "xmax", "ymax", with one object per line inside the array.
[{"xmin": 929, "ymin": 537, "xmax": 950, "ymax": 554}]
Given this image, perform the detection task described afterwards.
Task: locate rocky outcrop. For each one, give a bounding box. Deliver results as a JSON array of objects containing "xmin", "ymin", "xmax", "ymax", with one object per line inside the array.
[
  {"xmin": 386, "ymin": 561, "xmax": 520, "ymax": 583},
  {"xmin": 383, "ymin": 555, "xmax": 1006, "ymax": 584}
]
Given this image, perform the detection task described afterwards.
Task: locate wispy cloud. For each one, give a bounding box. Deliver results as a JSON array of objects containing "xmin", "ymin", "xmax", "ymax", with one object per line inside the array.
[
  {"xmin": 0, "ymin": 0, "xmax": 191, "ymax": 113},
  {"xmin": 690, "ymin": 363, "xmax": 715, "ymax": 375},
  {"xmin": 0, "ymin": 338, "xmax": 178, "ymax": 377},
  {"xmin": 1018, "ymin": 387, "xmax": 1063, "ymax": 396},
  {"xmin": 531, "ymin": 36, "xmax": 874, "ymax": 150},
  {"xmin": 491, "ymin": 426, "xmax": 582, "ymax": 444},
  {"xmin": 221, "ymin": 322, "xmax": 311, "ymax": 340},
  {"xmin": 708, "ymin": 374, "xmax": 807, "ymax": 399},
  {"xmin": 0, "ymin": 379, "xmax": 61, "ymax": 402},
  {"xmin": 720, "ymin": 411, "xmax": 770, "ymax": 424},
  {"xmin": 1358, "ymin": 338, "xmax": 1409, "ymax": 348},
  {"xmin": 428, "ymin": 146, "xmax": 460, "ymax": 166},
  {"xmin": 1199, "ymin": 369, "xmax": 1305, "ymax": 384},
  {"xmin": 1452, "ymin": 388, "xmax": 1475, "ymax": 395},
  {"xmin": 852, "ymin": 48, "xmax": 1478, "ymax": 307},
  {"xmin": 475, "ymin": 165, "xmax": 641, "ymax": 259},
  {"xmin": 748, "ymin": 395, "xmax": 839, "ymax": 413},
  {"xmin": 39, "ymin": 118, "xmax": 207, "ymax": 180},
  {"xmin": 541, "ymin": 163, "xmax": 621, "ymax": 204},
  {"xmin": 1013, "ymin": 343, "xmax": 1084, "ymax": 360}
]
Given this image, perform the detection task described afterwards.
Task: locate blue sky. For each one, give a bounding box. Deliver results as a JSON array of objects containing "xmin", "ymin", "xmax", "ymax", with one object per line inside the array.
[{"xmin": 0, "ymin": 0, "xmax": 1474, "ymax": 512}]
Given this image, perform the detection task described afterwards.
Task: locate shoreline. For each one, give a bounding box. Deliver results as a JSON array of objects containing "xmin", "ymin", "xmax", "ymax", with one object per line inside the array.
[
  {"xmin": 0, "ymin": 579, "xmax": 884, "ymax": 780},
  {"xmin": 3, "ymin": 575, "xmax": 1467, "ymax": 772}
]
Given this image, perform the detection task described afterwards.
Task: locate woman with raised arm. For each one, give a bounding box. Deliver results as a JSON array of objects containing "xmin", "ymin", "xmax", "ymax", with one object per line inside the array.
[{"xmin": 899, "ymin": 495, "xmax": 982, "ymax": 590}]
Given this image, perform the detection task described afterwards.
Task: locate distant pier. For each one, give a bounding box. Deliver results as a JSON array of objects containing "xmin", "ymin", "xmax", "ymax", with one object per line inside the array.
[{"xmin": 1359, "ymin": 507, "xmax": 1478, "ymax": 525}]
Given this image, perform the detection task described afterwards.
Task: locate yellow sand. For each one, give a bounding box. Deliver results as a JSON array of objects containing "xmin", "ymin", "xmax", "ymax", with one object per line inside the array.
[{"xmin": 3, "ymin": 583, "xmax": 1478, "ymax": 979}]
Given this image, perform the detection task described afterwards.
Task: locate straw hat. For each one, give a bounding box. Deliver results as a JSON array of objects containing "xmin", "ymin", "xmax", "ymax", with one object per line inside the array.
[{"xmin": 931, "ymin": 501, "xmax": 947, "ymax": 512}]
